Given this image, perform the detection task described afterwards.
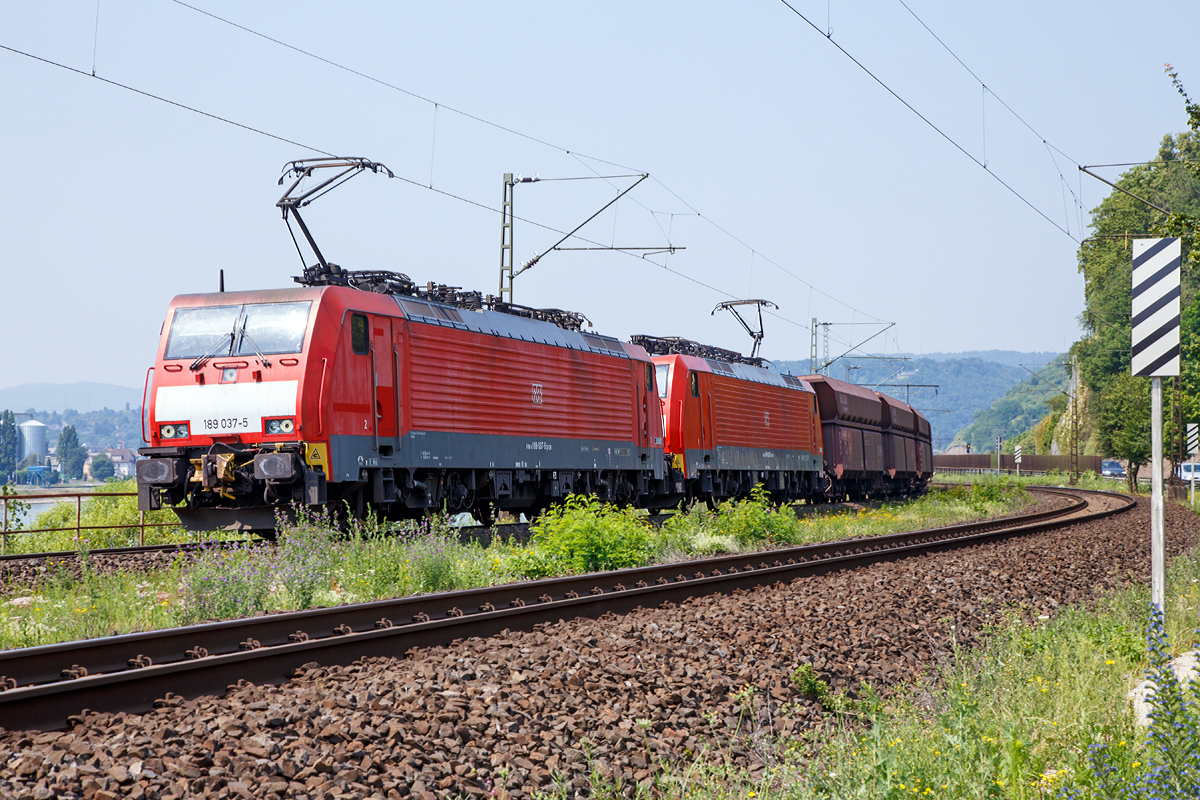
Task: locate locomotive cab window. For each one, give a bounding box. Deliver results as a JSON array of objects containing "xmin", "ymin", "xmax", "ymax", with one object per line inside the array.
[
  {"xmin": 655, "ymin": 364, "xmax": 670, "ymax": 399},
  {"xmin": 351, "ymin": 314, "xmax": 369, "ymax": 355},
  {"xmin": 689, "ymin": 371, "xmax": 699, "ymax": 398},
  {"xmin": 165, "ymin": 302, "xmax": 311, "ymax": 360},
  {"xmin": 234, "ymin": 302, "xmax": 311, "ymax": 356}
]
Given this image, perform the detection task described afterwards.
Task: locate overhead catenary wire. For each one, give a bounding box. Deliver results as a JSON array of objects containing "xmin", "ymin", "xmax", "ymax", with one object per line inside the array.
[
  {"xmin": 162, "ymin": 0, "xmax": 897, "ymax": 333},
  {"xmin": 167, "ymin": 0, "xmax": 640, "ymax": 174},
  {"xmin": 0, "ymin": 42, "xmax": 334, "ymax": 156},
  {"xmin": 776, "ymin": 0, "xmax": 1079, "ymax": 242},
  {"xmin": 0, "ymin": 42, "xmax": 760, "ymax": 314},
  {"xmin": 892, "ymin": 0, "xmax": 1089, "ymax": 235},
  {"xmin": 90, "ymin": 0, "xmax": 101, "ymax": 76},
  {"xmin": 5, "ymin": 24, "xmax": 888, "ymax": 350}
]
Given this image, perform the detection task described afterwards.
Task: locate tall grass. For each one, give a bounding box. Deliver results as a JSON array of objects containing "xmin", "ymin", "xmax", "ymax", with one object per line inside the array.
[
  {"xmin": 0, "ymin": 486, "xmax": 1032, "ymax": 650},
  {"xmin": 630, "ymin": 552, "xmax": 1200, "ymax": 799},
  {"xmin": 656, "ymin": 482, "xmax": 1030, "ymax": 560}
]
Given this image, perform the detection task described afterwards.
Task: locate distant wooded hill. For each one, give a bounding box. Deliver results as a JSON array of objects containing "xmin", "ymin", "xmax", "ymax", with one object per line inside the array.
[
  {"xmin": 0, "ymin": 383, "xmax": 145, "ymax": 451},
  {"xmin": 0, "ymin": 382, "xmax": 141, "ymax": 414},
  {"xmin": 774, "ymin": 351, "xmax": 1060, "ymax": 451},
  {"xmin": 951, "ymin": 356, "xmax": 1071, "ymax": 452}
]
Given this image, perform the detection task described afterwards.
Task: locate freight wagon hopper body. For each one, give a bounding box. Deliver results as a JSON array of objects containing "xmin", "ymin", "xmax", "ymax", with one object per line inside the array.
[
  {"xmin": 653, "ymin": 354, "xmax": 824, "ymax": 503},
  {"xmin": 912, "ymin": 408, "xmax": 934, "ymax": 487},
  {"xmin": 803, "ymin": 375, "xmax": 888, "ymax": 501},
  {"xmin": 137, "ymin": 286, "xmax": 665, "ymax": 530},
  {"xmin": 875, "ymin": 392, "xmax": 926, "ymax": 496}
]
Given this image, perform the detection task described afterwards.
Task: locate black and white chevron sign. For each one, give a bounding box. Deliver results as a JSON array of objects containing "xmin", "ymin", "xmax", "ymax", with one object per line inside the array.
[
  {"xmin": 1131, "ymin": 237, "xmax": 1181, "ymax": 377},
  {"xmin": 1189, "ymin": 423, "xmax": 1198, "ymax": 457}
]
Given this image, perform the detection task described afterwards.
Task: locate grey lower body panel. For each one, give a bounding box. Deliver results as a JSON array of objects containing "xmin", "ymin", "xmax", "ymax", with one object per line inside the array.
[
  {"xmin": 328, "ymin": 431, "xmax": 663, "ymax": 484},
  {"xmin": 682, "ymin": 446, "xmax": 822, "ymax": 478}
]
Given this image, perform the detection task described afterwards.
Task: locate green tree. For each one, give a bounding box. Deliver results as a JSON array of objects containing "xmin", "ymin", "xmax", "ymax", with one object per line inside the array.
[
  {"xmin": 89, "ymin": 453, "xmax": 115, "ymax": 481},
  {"xmin": 0, "ymin": 410, "xmax": 16, "ymax": 476},
  {"xmin": 1069, "ymin": 69, "xmax": 1200, "ymax": 471},
  {"xmin": 56, "ymin": 425, "xmax": 87, "ymax": 481},
  {"xmin": 1095, "ymin": 373, "xmax": 1152, "ymax": 494}
]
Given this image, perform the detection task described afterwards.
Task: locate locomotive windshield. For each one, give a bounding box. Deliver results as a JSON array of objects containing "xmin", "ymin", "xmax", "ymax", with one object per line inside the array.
[
  {"xmin": 165, "ymin": 302, "xmax": 312, "ymax": 359},
  {"xmin": 655, "ymin": 364, "xmax": 670, "ymax": 399}
]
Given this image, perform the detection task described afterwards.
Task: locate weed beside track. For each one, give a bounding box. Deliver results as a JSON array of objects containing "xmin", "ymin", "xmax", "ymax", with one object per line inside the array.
[{"xmin": 0, "ymin": 484, "xmax": 1033, "ymax": 651}]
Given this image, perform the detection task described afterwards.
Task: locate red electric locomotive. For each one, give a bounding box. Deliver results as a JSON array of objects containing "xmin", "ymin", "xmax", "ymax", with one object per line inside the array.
[
  {"xmin": 137, "ymin": 281, "xmax": 666, "ymax": 530},
  {"xmin": 630, "ymin": 336, "xmax": 825, "ymax": 504}
]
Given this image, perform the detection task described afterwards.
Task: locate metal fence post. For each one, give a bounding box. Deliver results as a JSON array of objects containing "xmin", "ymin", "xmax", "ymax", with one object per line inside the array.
[
  {"xmin": 2, "ymin": 496, "xmax": 7, "ymax": 555},
  {"xmin": 76, "ymin": 495, "xmax": 82, "ymax": 545},
  {"xmin": 140, "ymin": 510, "xmax": 145, "ymax": 546}
]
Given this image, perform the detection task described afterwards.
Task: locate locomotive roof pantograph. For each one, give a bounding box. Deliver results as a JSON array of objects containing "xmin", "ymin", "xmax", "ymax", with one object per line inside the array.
[
  {"xmin": 711, "ymin": 299, "xmax": 778, "ymax": 361},
  {"xmin": 276, "ymin": 157, "xmax": 597, "ymax": 334}
]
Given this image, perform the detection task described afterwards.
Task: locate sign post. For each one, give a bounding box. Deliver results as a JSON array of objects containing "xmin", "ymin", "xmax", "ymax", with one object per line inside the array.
[
  {"xmin": 995, "ymin": 435, "xmax": 1002, "ymax": 474},
  {"xmin": 1132, "ymin": 238, "xmax": 1181, "ymax": 610},
  {"xmin": 1014, "ymin": 445, "xmax": 1022, "ymax": 478}
]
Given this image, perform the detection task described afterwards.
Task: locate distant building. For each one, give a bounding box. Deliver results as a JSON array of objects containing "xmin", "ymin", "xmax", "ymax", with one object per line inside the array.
[
  {"xmin": 17, "ymin": 419, "xmax": 48, "ymax": 463},
  {"xmin": 103, "ymin": 448, "xmax": 138, "ymax": 479}
]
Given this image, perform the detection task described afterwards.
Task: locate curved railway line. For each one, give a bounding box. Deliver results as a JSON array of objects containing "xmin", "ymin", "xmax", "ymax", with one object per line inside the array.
[
  {"xmin": 0, "ymin": 486, "xmax": 1132, "ymax": 733},
  {"xmin": 0, "ymin": 496, "xmax": 934, "ymax": 592}
]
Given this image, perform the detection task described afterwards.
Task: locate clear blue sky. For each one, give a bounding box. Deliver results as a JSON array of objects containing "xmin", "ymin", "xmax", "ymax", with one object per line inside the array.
[{"xmin": 2, "ymin": 0, "xmax": 1196, "ymax": 391}]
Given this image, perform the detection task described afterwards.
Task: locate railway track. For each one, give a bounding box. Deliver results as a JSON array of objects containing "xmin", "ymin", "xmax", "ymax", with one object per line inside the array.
[
  {"xmin": 0, "ymin": 498, "xmax": 909, "ymax": 595},
  {"xmin": 0, "ymin": 493, "xmax": 896, "ymax": 567},
  {"xmin": 0, "ymin": 486, "xmax": 1131, "ymax": 732}
]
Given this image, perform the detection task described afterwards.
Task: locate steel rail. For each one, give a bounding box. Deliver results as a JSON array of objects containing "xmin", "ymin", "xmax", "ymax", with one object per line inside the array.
[
  {"xmin": 0, "ymin": 486, "xmax": 1130, "ymax": 731},
  {"xmin": 0, "ymin": 540, "xmax": 252, "ymax": 564},
  {"xmin": 0, "ymin": 524, "xmax": 524, "ymax": 564}
]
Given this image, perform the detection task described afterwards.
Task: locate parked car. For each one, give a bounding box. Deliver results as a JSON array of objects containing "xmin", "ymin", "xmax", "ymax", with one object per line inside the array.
[
  {"xmin": 1102, "ymin": 460, "xmax": 1126, "ymax": 478},
  {"xmin": 1178, "ymin": 463, "xmax": 1199, "ymax": 482}
]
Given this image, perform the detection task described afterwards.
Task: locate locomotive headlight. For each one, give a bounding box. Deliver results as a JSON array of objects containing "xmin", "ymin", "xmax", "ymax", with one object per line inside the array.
[
  {"xmin": 159, "ymin": 424, "xmax": 188, "ymax": 439},
  {"xmin": 265, "ymin": 418, "xmax": 295, "ymax": 436}
]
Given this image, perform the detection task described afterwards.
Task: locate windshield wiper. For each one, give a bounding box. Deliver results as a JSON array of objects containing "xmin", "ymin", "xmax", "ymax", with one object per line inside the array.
[
  {"xmin": 189, "ymin": 332, "xmax": 234, "ymax": 371},
  {"xmin": 238, "ymin": 325, "xmax": 273, "ymax": 368}
]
